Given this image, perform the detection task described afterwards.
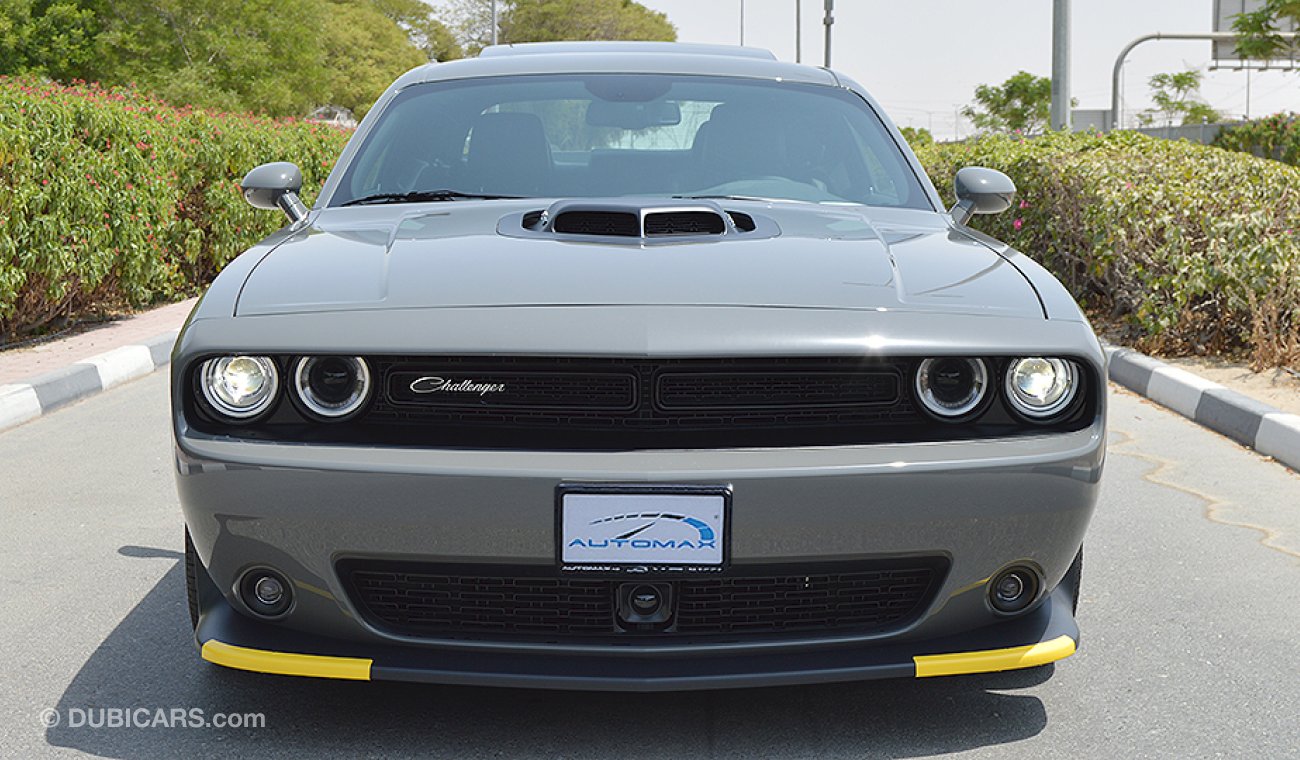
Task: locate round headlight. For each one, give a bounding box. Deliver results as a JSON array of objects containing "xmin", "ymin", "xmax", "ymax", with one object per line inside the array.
[
  {"xmin": 915, "ymin": 357, "xmax": 989, "ymax": 419},
  {"xmin": 200, "ymin": 355, "xmax": 279, "ymax": 420},
  {"xmin": 293, "ymin": 356, "xmax": 371, "ymax": 419},
  {"xmin": 1005, "ymin": 357, "xmax": 1078, "ymax": 419}
]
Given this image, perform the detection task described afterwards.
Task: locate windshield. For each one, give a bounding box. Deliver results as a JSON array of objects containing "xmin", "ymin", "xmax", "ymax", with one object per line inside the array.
[{"xmin": 330, "ymin": 74, "xmax": 931, "ymax": 210}]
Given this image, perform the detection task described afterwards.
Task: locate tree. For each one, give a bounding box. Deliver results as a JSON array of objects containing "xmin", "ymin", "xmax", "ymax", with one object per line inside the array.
[
  {"xmin": 961, "ymin": 71, "xmax": 1059, "ymax": 135},
  {"xmin": 1137, "ymin": 70, "xmax": 1222, "ymax": 127},
  {"xmin": 1231, "ymin": 0, "xmax": 1300, "ymax": 59},
  {"xmin": 1, "ymin": 0, "xmax": 455, "ymax": 116},
  {"xmin": 371, "ymin": 0, "xmax": 463, "ymax": 61},
  {"xmin": 500, "ymin": 0, "xmax": 675, "ymax": 45},
  {"xmin": 322, "ymin": 0, "xmax": 428, "ymax": 118},
  {"xmin": 82, "ymin": 0, "xmax": 333, "ymax": 115},
  {"xmin": 899, "ymin": 126, "xmax": 933, "ymax": 147},
  {"xmin": 440, "ymin": 0, "xmax": 675, "ymax": 55},
  {"xmin": 0, "ymin": 0, "xmax": 100, "ymax": 80}
]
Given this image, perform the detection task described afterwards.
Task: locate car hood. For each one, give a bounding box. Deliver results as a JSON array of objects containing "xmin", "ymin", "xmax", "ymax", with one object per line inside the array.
[{"xmin": 233, "ymin": 201, "xmax": 1043, "ymax": 319}]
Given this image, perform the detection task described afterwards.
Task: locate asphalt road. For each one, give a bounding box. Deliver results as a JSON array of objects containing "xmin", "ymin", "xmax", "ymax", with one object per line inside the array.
[{"xmin": 1, "ymin": 371, "xmax": 1298, "ymax": 759}]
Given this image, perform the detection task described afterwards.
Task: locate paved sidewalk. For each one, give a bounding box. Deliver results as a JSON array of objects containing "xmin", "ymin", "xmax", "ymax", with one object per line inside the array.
[
  {"xmin": 0, "ymin": 299, "xmax": 196, "ymax": 385},
  {"xmin": 0, "ymin": 299, "xmax": 194, "ymax": 430}
]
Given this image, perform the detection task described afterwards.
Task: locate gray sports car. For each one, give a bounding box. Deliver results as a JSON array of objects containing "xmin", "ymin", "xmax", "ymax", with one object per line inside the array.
[{"xmin": 174, "ymin": 42, "xmax": 1105, "ymax": 690}]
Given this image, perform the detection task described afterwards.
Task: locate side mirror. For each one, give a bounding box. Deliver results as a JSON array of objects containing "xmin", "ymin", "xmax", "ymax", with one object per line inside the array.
[
  {"xmin": 241, "ymin": 162, "xmax": 309, "ymax": 224},
  {"xmin": 949, "ymin": 166, "xmax": 1016, "ymax": 225}
]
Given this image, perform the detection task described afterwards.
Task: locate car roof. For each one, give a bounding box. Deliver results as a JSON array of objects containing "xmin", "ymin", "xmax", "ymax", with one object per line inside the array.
[
  {"xmin": 479, "ymin": 41, "xmax": 778, "ymax": 60},
  {"xmin": 392, "ymin": 41, "xmax": 840, "ymax": 89}
]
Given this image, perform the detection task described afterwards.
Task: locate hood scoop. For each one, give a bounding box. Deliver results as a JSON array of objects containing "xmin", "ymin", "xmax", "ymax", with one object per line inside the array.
[{"xmin": 505, "ymin": 199, "xmax": 777, "ymax": 243}]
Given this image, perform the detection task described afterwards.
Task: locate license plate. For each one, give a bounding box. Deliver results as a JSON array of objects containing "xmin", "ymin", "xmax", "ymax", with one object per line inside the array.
[{"xmin": 559, "ymin": 486, "xmax": 728, "ymax": 570}]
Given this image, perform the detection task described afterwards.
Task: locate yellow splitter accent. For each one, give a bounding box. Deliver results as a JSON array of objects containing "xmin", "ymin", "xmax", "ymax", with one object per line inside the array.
[
  {"xmin": 201, "ymin": 640, "xmax": 372, "ymax": 681},
  {"xmin": 200, "ymin": 634, "xmax": 1074, "ymax": 682},
  {"xmin": 913, "ymin": 635, "xmax": 1076, "ymax": 677}
]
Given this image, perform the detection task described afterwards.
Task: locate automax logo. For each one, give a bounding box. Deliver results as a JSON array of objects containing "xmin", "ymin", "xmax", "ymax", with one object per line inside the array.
[
  {"xmin": 569, "ymin": 512, "xmax": 716, "ymax": 552},
  {"xmin": 561, "ymin": 492, "xmax": 726, "ymax": 566}
]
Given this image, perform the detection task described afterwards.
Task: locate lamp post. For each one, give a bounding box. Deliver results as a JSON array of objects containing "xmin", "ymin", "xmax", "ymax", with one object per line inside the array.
[
  {"xmin": 823, "ymin": 0, "xmax": 834, "ymax": 68},
  {"xmin": 796, "ymin": 0, "xmax": 802, "ymax": 63},
  {"xmin": 1050, "ymin": 0, "xmax": 1071, "ymax": 131}
]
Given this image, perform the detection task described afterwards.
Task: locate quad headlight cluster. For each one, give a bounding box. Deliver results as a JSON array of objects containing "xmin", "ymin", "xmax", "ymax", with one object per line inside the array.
[
  {"xmin": 197, "ymin": 355, "xmax": 372, "ymax": 422},
  {"xmin": 914, "ymin": 356, "xmax": 1081, "ymax": 423}
]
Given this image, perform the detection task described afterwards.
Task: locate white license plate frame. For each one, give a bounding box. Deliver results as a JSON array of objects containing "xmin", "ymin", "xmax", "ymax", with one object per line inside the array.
[{"xmin": 557, "ymin": 485, "xmax": 730, "ymax": 573}]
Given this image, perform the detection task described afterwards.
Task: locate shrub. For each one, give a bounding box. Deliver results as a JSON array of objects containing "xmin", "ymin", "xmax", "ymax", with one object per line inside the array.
[
  {"xmin": 916, "ymin": 131, "xmax": 1300, "ymax": 368},
  {"xmin": 1213, "ymin": 112, "xmax": 1300, "ymax": 166},
  {"xmin": 0, "ymin": 78, "xmax": 350, "ymax": 342}
]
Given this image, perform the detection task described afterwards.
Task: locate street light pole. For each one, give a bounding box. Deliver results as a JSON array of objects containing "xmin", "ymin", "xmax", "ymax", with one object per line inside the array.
[
  {"xmin": 796, "ymin": 0, "xmax": 802, "ymax": 63},
  {"xmin": 491, "ymin": 0, "xmax": 498, "ymax": 46},
  {"xmin": 823, "ymin": 0, "xmax": 833, "ymax": 68},
  {"xmin": 1050, "ymin": 0, "xmax": 1071, "ymax": 131},
  {"xmin": 1108, "ymin": 32, "xmax": 1300, "ymax": 129}
]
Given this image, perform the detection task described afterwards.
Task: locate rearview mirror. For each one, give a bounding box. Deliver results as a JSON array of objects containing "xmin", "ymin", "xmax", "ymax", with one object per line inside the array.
[
  {"xmin": 950, "ymin": 166, "xmax": 1016, "ymax": 225},
  {"xmin": 241, "ymin": 162, "xmax": 309, "ymax": 224},
  {"xmin": 585, "ymin": 100, "xmax": 681, "ymax": 130}
]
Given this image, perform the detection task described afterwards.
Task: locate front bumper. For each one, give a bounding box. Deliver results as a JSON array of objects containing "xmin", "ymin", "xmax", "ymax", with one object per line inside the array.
[
  {"xmin": 196, "ymin": 583, "xmax": 1079, "ymax": 690},
  {"xmin": 178, "ymin": 418, "xmax": 1102, "ymax": 689}
]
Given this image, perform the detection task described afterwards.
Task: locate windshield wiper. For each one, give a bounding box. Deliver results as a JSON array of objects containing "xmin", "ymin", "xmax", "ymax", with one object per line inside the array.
[
  {"xmin": 341, "ymin": 190, "xmax": 522, "ymax": 206},
  {"xmin": 672, "ymin": 194, "xmax": 785, "ymax": 203}
]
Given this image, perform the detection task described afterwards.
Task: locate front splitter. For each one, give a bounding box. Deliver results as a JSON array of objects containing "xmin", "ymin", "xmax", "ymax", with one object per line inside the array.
[{"xmin": 194, "ymin": 587, "xmax": 1080, "ymax": 691}]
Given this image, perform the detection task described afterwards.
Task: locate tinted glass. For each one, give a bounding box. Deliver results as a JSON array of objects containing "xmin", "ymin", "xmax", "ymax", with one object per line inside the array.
[{"xmin": 332, "ymin": 74, "xmax": 931, "ymax": 210}]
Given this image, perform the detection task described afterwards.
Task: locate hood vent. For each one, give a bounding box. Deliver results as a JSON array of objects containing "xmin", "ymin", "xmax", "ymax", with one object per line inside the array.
[
  {"xmin": 727, "ymin": 211, "xmax": 756, "ymax": 232},
  {"xmin": 644, "ymin": 211, "xmax": 726, "ymax": 236},
  {"xmin": 501, "ymin": 199, "xmax": 779, "ymax": 243},
  {"xmin": 552, "ymin": 210, "xmax": 641, "ymax": 236}
]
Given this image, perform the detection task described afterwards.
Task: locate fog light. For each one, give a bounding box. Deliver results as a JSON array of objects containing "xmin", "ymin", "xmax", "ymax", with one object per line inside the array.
[
  {"xmin": 239, "ymin": 568, "xmax": 292, "ymax": 618},
  {"xmin": 989, "ymin": 566, "xmax": 1039, "ymax": 614},
  {"xmin": 254, "ymin": 576, "xmax": 284, "ymax": 606}
]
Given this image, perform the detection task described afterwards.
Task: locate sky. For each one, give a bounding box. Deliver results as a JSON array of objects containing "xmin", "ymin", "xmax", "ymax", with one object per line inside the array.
[{"xmin": 634, "ymin": 0, "xmax": 1300, "ymax": 139}]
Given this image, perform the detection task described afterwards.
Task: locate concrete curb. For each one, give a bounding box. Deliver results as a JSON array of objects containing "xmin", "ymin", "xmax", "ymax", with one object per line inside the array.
[
  {"xmin": 1106, "ymin": 345, "xmax": 1300, "ymax": 473},
  {"xmin": 0, "ymin": 330, "xmax": 177, "ymax": 432}
]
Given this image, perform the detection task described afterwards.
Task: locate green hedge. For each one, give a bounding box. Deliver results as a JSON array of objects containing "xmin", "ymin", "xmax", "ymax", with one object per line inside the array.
[
  {"xmin": 0, "ymin": 78, "xmax": 350, "ymax": 342},
  {"xmin": 3, "ymin": 84, "xmax": 1297, "ymax": 368},
  {"xmin": 1213, "ymin": 113, "xmax": 1300, "ymax": 166},
  {"xmin": 916, "ymin": 131, "xmax": 1300, "ymax": 368}
]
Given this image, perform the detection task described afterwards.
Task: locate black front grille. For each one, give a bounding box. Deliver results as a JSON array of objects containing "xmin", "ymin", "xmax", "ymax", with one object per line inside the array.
[
  {"xmin": 361, "ymin": 356, "xmax": 924, "ymax": 450},
  {"xmin": 185, "ymin": 355, "xmax": 1097, "ymax": 450},
  {"xmin": 387, "ymin": 369, "xmax": 637, "ymax": 410},
  {"xmin": 340, "ymin": 560, "xmax": 946, "ymax": 641},
  {"xmin": 656, "ymin": 370, "xmax": 898, "ymax": 410}
]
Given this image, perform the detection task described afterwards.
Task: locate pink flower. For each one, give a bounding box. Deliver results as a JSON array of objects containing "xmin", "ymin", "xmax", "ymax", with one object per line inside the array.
[
  {"xmin": 1018, "ymin": 199, "xmax": 1030, "ymax": 209},
  {"xmin": 1013, "ymin": 218, "xmax": 1024, "ymax": 231}
]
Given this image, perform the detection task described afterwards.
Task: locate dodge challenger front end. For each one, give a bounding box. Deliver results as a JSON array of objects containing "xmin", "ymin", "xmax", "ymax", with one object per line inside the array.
[{"xmin": 174, "ymin": 42, "xmax": 1104, "ymax": 690}]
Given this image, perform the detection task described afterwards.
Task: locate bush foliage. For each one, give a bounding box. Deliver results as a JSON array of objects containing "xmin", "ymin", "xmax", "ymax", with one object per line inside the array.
[
  {"xmin": 916, "ymin": 131, "xmax": 1300, "ymax": 368},
  {"xmin": 3, "ymin": 81, "xmax": 1297, "ymax": 369},
  {"xmin": 1213, "ymin": 113, "xmax": 1300, "ymax": 166},
  {"xmin": 0, "ymin": 78, "xmax": 349, "ymax": 341}
]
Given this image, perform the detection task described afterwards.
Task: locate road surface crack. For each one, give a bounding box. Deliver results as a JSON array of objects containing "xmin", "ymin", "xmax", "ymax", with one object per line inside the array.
[{"xmin": 1109, "ymin": 429, "xmax": 1300, "ymax": 562}]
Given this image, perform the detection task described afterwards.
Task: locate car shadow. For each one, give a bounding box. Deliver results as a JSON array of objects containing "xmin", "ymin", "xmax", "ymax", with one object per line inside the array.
[{"xmin": 46, "ymin": 548, "xmax": 1052, "ymax": 759}]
